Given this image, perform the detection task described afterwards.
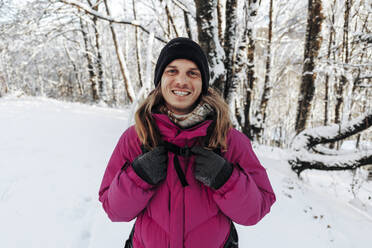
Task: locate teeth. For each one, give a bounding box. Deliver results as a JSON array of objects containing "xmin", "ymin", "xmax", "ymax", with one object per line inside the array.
[{"xmin": 173, "ymin": 90, "xmax": 190, "ymax": 96}]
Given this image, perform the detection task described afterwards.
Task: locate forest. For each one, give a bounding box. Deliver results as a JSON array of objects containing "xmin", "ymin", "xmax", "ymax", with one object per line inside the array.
[{"xmin": 0, "ymin": 0, "xmax": 371, "ymax": 175}]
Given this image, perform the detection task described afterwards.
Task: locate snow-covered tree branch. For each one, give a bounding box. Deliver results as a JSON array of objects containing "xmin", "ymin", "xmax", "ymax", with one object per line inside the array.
[
  {"xmin": 289, "ymin": 110, "xmax": 372, "ymax": 175},
  {"xmin": 292, "ymin": 109, "xmax": 372, "ymax": 150}
]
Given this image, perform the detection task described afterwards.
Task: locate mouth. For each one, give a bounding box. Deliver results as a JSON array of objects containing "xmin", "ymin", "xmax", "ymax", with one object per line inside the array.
[{"xmin": 172, "ymin": 90, "xmax": 191, "ymax": 96}]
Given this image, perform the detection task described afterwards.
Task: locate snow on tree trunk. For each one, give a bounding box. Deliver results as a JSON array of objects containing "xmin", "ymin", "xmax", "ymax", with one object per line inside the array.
[
  {"xmin": 252, "ymin": 0, "xmax": 273, "ymax": 141},
  {"xmin": 163, "ymin": 0, "xmax": 180, "ymax": 37},
  {"xmin": 289, "ymin": 109, "xmax": 372, "ymax": 175},
  {"xmin": 132, "ymin": 0, "xmax": 143, "ymax": 88},
  {"xmin": 223, "ymin": 0, "xmax": 238, "ymax": 101},
  {"xmin": 295, "ymin": 0, "xmax": 324, "ymax": 134},
  {"xmin": 183, "ymin": 9, "xmax": 192, "ymax": 39},
  {"xmin": 194, "ymin": 0, "xmax": 226, "ymax": 93},
  {"xmin": 129, "ymin": 32, "xmax": 154, "ymax": 126},
  {"xmin": 241, "ymin": 0, "xmax": 259, "ymax": 139},
  {"xmin": 103, "ymin": 0, "xmax": 136, "ymax": 103},
  {"xmin": 222, "ymin": 0, "xmax": 240, "ymax": 128},
  {"xmin": 334, "ymin": 0, "xmax": 351, "ymax": 126},
  {"xmin": 63, "ymin": 42, "xmax": 82, "ymax": 98},
  {"xmin": 323, "ymin": 0, "xmax": 335, "ymax": 126},
  {"xmin": 78, "ymin": 11, "xmax": 98, "ymax": 102},
  {"xmin": 143, "ymin": 32, "xmax": 154, "ymax": 98},
  {"xmin": 323, "ymin": 0, "xmax": 336, "ymax": 127},
  {"xmin": 88, "ymin": 1, "xmax": 106, "ymax": 102}
]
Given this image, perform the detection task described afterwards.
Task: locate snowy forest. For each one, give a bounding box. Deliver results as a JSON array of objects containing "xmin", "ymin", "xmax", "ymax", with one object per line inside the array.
[
  {"xmin": 1, "ymin": 0, "xmax": 372, "ymax": 247},
  {"xmin": 0, "ymin": 0, "xmax": 371, "ymax": 173}
]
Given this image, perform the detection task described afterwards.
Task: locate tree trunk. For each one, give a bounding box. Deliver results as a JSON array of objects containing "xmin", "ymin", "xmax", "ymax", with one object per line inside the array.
[
  {"xmin": 324, "ymin": 77, "xmax": 329, "ymax": 125},
  {"xmin": 295, "ymin": 0, "xmax": 324, "ymax": 134},
  {"xmin": 194, "ymin": 0, "xmax": 226, "ymax": 93},
  {"xmin": 217, "ymin": 0, "xmax": 224, "ymax": 45},
  {"xmin": 170, "ymin": 0, "xmax": 193, "ymax": 39},
  {"xmin": 183, "ymin": 10, "xmax": 192, "ymax": 39},
  {"xmin": 222, "ymin": 0, "xmax": 242, "ymax": 129},
  {"xmin": 0, "ymin": 74, "xmax": 8, "ymax": 97},
  {"xmin": 348, "ymin": 9, "xmax": 369, "ymax": 122},
  {"xmin": 103, "ymin": 0, "xmax": 135, "ymax": 103},
  {"xmin": 110, "ymin": 65, "xmax": 117, "ymax": 105},
  {"xmin": 223, "ymin": 0, "xmax": 238, "ymax": 101},
  {"xmin": 132, "ymin": 0, "xmax": 143, "ymax": 88},
  {"xmin": 78, "ymin": 10, "xmax": 98, "ymax": 102},
  {"xmin": 87, "ymin": 0, "xmax": 105, "ymax": 100},
  {"xmin": 143, "ymin": 33, "xmax": 154, "ymax": 99},
  {"xmin": 242, "ymin": 0, "xmax": 258, "ymax": 139},
  {"xmin": 63, "ymin": 42, "xmax": 81, "ymax": 98},
  {"xmin": 162, "ymin": 0, "xmax": 180, "ymax": 37},
  {"xmin": 253, "ymin": 0, "xmax": 273, "ymax": 140},
  {"xmin": 356, "ymin": 92, "xmax": 367, "ymax": 149},
  {"xmin": 334, "ymin": 0, "xmax": 351, "ymax": 125},
  {"xmin": 324, "ymin": 0, "xmax": 336, "ymax": 126}
]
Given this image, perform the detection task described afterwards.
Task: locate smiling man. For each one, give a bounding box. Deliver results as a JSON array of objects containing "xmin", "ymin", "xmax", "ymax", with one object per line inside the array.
[
  {"xmin": 160, "ymin": 59, "xmax": 202, "ymax": 115},
  {"xmin": 98, "ymin": 37, "xmax": 276, "ymax": 248}
]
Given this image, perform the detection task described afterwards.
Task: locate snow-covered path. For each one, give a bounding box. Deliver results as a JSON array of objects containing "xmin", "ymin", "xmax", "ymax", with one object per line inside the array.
[{"xmin": 1, "ymin": 96, "xmax": 371, "ymax": 248}]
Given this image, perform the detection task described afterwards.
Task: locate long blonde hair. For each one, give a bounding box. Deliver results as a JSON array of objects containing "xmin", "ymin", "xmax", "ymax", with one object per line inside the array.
[{"xmin": 135, "ymin": 86, "xmax": 232, "ymax": 151}]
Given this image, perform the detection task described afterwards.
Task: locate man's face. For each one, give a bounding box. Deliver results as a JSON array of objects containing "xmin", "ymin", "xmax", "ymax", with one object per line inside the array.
[{"xmin": 160, "ymin": 59, "xmax": 202, "ymax": 115}]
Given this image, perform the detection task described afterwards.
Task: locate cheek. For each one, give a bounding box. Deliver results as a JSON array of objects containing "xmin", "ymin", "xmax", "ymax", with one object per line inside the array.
[
  {"xmin": 162, "ymin": 77, "xmax": 174, "ymax": 88},
  {"xmin": 160, "ymin": 79, "xmax": 169, "ymax": 93},
  {"xmin": 160, "ymin": 80, "xmax": 173, "ymax": 103},
  {"xmin": 193, "ymin": 81, "xmax": 202, "ymax": 95}
]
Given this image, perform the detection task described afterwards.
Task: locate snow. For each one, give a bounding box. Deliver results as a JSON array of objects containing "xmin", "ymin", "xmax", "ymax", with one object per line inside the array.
[
  {"xmin": 291, "ymin": 109, "xmax": 372, "ymax": 150},
  {"xmin": 1, "ymin": 96, "xmax": 372, "ymax": 248}
]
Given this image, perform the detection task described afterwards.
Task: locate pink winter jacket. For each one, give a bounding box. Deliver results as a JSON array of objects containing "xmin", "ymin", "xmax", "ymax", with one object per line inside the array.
[{"xmin": 99, "ymin": 113, "xmax": 276, "ymax": 248}]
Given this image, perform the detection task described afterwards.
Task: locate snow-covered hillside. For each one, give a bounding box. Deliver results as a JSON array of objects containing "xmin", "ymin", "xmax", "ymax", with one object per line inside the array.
[{"xmin": 1, "ymin": 96, "xmax": 371, "ymax": 248}]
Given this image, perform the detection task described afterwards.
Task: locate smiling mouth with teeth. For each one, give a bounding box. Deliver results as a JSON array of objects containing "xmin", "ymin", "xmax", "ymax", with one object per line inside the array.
[{"xmin": 172, "ymin": 90, "xmax": 190, "ymax": 96}]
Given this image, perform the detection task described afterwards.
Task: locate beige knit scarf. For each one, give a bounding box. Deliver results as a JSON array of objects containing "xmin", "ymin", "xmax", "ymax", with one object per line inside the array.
[{"xmin": 160, "ymin": 102, "xmax": 214, "ymax": 128}]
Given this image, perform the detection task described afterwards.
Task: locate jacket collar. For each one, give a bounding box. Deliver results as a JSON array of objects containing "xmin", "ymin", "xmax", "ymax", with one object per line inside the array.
[{"xmin": 152, "ymin": 113, "xmax": 213, "ymax": 141}]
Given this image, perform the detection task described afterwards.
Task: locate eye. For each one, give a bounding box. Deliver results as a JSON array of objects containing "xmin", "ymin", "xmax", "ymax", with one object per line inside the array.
[
  {"xmin": 189, "ymin": 70, "xmax": 200, "ymax": 78},
  {"xmin": 166, "ymin": 69, "xmax": 177, "ymax": 75}
]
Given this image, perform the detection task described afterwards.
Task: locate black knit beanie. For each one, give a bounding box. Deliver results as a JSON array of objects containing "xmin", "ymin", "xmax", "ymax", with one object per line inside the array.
[{"xmin": 154, "ymin": 37, "xmax": 210, "ymax": 95}]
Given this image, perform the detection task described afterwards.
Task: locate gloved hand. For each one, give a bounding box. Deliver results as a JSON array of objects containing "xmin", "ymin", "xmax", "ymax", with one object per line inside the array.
[
  {"xmin": 132, "ymin": 146, "xmax": 168, "ymax": 185},
  {"xmin": 191, "ymin": 146, "xmax": 233, "ymax": 190}
]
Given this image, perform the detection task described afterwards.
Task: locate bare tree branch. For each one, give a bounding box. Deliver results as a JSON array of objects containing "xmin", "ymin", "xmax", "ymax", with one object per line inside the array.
[
  {"xmin": 171, "ymin": 0, "xmax": 195, "ymax": 19},
  {"xmin": 60, "ymin": 0, "xmax": 167, "ymax": 43}
]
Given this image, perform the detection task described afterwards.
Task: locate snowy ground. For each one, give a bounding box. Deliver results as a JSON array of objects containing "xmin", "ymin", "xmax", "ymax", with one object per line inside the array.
[{"xmin": 1, "ymin": 96, "xmax": 371, "ymax": 248}]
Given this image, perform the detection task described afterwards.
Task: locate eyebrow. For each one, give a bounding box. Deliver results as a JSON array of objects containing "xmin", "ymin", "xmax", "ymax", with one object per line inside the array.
[{"xmin": 166, "ymin": 65, "xmax": 200, "ymax": 71}]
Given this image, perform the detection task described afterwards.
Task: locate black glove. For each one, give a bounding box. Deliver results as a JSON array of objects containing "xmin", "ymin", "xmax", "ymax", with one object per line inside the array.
[
  {"xmin": 132, "ymin": 146, "xmax": 168, "ymax": 185},
  {"xmin": 191, "ymin": 146, "xmax": 233, "ymax": 190}
]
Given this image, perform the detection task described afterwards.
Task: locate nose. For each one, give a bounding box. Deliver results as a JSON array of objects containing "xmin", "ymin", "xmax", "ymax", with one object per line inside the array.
[{"xmin": 174, "ymin": 73, "xmax": 189, "ymax": 86}]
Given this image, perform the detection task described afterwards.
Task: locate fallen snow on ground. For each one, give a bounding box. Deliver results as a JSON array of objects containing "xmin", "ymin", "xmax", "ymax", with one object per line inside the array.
[{"xmin": 1, "ymin": 96, "xmax": 371, "ymax": 248}]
